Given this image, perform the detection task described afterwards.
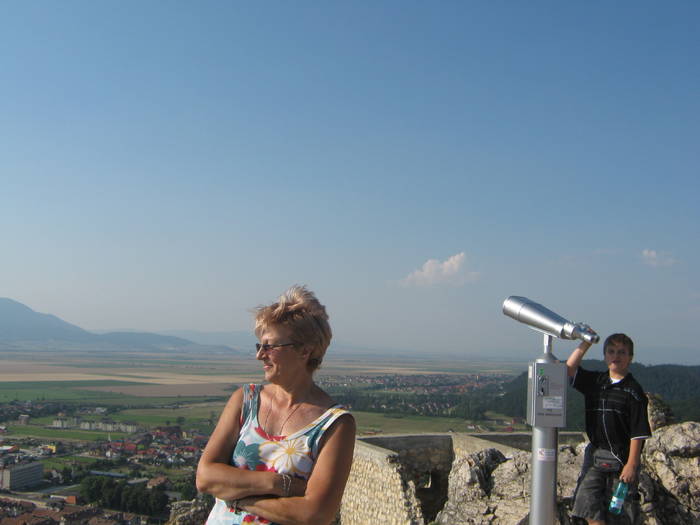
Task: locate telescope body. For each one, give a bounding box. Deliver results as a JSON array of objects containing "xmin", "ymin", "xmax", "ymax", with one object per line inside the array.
[
  {"xmin": 502, "ymin": 295, "xmax": 600, "ymax": 525},
  {"xmin": 502, "ymin": 296, "xmax": 599, "ymax": 344}
]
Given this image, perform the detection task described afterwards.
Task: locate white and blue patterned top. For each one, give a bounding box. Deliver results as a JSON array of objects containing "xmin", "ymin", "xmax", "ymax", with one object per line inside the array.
[{"xmin": 205, "ymin": 383, "xmax": 351, "ymax": 525}]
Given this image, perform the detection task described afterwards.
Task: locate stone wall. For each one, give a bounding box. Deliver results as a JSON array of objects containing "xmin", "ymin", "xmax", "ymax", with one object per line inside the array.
[
  {"xmin": 338, "ymin": 434, "xmax": 453, "ymax": 525},
  {"xmin": 451, "ymin": 433, "xmax": 523, "ymax": 457},
  {"xmin": 171, "ymin": 397, "xmax": 698, "ymax": 524},
  {"xmin": 338, "ymin": 423, "xmax": 700, "ymax": 525},
  {"xmin": 338, "ymin": 433, "xmax": 527, "ymax": 525},
  {"xmin": 431, "ymin": 423, "xmax": 700, "ymax": 525},
  {"xmin": 167, "ymin": 497, "xmax": 211, "ymax": 525}
]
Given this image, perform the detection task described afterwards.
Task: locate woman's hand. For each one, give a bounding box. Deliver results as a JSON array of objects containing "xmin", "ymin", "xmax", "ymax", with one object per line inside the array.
[{"xmin": 236, "ymin": 477, "xmax": 306, "ymax": 518}]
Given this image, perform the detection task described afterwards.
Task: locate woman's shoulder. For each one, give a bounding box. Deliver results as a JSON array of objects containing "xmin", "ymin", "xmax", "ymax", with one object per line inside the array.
[
  {"xmin": 312, "ymin": 386, "xmax": 345, "ymax": 411},
  {"xmin": 316, "ymin": 389, "xmax": 353, "ymax": 426},
  {"xmin": 234, "ymin": 383, "xmax": 263, "ymax": 408}
]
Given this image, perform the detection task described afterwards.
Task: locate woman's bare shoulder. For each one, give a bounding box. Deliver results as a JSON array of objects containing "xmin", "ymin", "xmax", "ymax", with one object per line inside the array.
[{"xmin": 312, "ymin": 385, "xmax": 339, "ymax": 409}]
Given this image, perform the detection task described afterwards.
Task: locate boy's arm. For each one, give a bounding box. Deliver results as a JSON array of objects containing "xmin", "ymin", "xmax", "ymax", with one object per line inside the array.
[
  {"xmin": 566, "ymin": 341, "xmax": 592, "ymax": 378},
  {"xmin": 620, "ymin": 438, "xmax": 644, "ymax": 483}
]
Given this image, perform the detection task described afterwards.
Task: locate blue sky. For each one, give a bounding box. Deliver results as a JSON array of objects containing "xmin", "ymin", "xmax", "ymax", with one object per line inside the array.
[{"xmin": 1, "ymin": 2, "xmax": 698, "ymax": 364}]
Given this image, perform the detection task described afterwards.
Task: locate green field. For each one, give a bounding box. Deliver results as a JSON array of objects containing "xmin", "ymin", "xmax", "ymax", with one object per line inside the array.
[
  {"xmin": 0, "ymin": 381, "xmax": 139, "ymax": 402},
  {"xmin": 1, "ymin": 377, "xmax": 524, "ymax": 437},
  {"xmin": 352, "ymin": 411, "xmax": 515, "ymax": 435},
  {"xmin": 38, "ymin": 454, "xmax": 194, "ymax": 483},
  {"xmin": 41, "ymin": 455, "xmax": 100, "ymax": 471},
  {"xmin": 28, "ymin": 406, "xmax": 221, "ymax": 427},
  {"xmin": 11, "ymin": 407, "xmax": 513, "ymax": 437},
  {"xmin": 0, "ymin": 380, "xmax": 228, "ymax": 405},
  {"xmin": 114, "ymin": 405, "xmax": 224, "ymax": 422},
  {"xmin": 6, "ymin": 424, "xmax": 129, "ymax": 441},
  {"xmin": 0, "ymin": 354, "xmax": 527, "ymax": 438},
  {"xmin": 103, "ymin": 405, "xmax": 222, "ymax": 432}
]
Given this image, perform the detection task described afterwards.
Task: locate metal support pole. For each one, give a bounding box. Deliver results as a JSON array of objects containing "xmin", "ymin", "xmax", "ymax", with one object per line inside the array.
[
  {"xmin": 503, "ymin": 296, "xmax": 588, "ymax": 525},
  {"xmin": 530, "ymin": 334, "xmax": 558, "ymax": 525}
]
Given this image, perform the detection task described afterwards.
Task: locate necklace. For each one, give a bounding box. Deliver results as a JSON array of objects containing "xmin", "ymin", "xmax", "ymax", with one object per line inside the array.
[
  {"xmin": 278, "ymin": 401, "xmax": 304, "ymax": 436},
  {"xmin": 263, "ymin": 385, "xmax": 312, "ymax": 437}
]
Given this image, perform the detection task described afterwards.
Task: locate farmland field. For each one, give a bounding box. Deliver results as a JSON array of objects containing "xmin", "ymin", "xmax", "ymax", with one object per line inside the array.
[
  {"xmin": 353, "ymin": 411, "xmax": 491, "ymax": 434},
  {"xmin": 0, "ymin": 351, "xmax": 525, "ymax": 386},
  {"xmin": 6, "ymin": 424, "xmax": 129, "ymax": 441},
  {"xmin": 0, "ymin": 349, "xmax": 527, "ymax": 436},
  {"xmin": 0, "ymin": 380, "xmax": 231, "ymax": 405}
]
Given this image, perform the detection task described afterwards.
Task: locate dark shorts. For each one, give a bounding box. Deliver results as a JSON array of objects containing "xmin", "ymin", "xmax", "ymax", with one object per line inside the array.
[{"xmin": 572, "ymin": 445, "xmax": 640, "ymax": 524}]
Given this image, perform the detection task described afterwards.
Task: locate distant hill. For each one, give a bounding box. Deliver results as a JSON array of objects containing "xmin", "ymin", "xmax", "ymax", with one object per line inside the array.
[
  {"xmin": 157, "ymin": 329, "xmax": 257, "ymax": 351},
  {"xmin": 0, "ymin": 297, "xmax": 242, "ymax": 354},
  {"xmin": 97, "ymin": 331, "xmax": 194, "ymax": 347},
  {"xmin": 493, "ymin": 359, "xmax": 700, "ymax": 428},
  {"xmin": 573, "ymin": 360, "xmax": 700, "ymax": 402},
  {"xmin": 0, "ymin": 298, "xmax": 97, "ymax": 342}
]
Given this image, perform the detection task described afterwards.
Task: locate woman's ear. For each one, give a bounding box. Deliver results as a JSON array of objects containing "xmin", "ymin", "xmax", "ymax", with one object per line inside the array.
[{"xmin": 296, "ymin": 344, "xmax": 312, "ymax": 361}]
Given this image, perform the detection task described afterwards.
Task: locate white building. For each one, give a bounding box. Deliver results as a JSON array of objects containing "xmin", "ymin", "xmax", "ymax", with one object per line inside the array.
[{"xmin": 0, "ymin": 461, "xmax": 44, "ymax": 490}]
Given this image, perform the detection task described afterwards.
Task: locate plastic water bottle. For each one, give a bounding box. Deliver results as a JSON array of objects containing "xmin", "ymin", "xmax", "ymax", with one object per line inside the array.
[{"xmin": 609, "ymin": 480, "xmax": 628, "ymax": 515}]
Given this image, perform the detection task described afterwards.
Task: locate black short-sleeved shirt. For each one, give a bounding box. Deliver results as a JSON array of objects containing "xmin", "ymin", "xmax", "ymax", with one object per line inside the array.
[{"xmin": 572, "ymin": 368, "xmax": 651, "ymax": 462}]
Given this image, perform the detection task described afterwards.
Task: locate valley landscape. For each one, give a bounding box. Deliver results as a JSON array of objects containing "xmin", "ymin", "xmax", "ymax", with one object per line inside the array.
[
  {"xmin": 2, "ymin": 298, "xmax": 699, "ymax": 524},
  {"xmin": 0, "ymin": 349, "xmax": 527, "ymax": 437}
]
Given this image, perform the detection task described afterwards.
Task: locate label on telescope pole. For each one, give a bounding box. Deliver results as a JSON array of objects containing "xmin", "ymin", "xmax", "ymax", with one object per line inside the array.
[
  {"xmin": 543, "ymin": 396, "xmax": 563, "ymax": 410},
  {"xmin": 527, "ymin": 362, "xmax": 567, "ymax": 427},
  {"xmin": 537, "ymin": 448, "xmax": 556, "ymax": 462}
]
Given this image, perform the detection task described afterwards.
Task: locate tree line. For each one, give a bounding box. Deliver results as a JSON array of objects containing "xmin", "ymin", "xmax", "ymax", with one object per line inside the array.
[
  {"xmin": 330, "ymin": 390, "xmax": 491, "ymax": 420},
  {"xmin": 489, "ymin": 360, "xmax": 700, "ymax": 429},
  {"xmin": 79, "ymin": 475, "xmax": 169, "ymax": 516},
  {"xmin": 329, "ymin": 360, "xmax": 700, "ymax": 428}
]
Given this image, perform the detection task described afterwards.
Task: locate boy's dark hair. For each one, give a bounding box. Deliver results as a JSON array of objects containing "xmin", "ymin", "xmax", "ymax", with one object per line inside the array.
[{"xmin": 603, "ymin": 333, "xmax": 634, "ymax": 357}]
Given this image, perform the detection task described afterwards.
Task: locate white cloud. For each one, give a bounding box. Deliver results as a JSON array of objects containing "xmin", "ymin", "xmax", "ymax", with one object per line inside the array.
[
  {"xmin": 400, "ymin": 252, "xmax": 479, "ymax": 287},
  {"xmin": 641, "ymin": 249, "xmax": 676, "ymax": 267}
]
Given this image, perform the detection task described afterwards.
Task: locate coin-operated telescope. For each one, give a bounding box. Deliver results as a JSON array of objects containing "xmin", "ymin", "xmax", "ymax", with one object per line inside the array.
[
  {"xmin": 503, "ymin": 296, "xmax": 599, "ymax": 345},
  {"xmin": 502, "ymin": 296, "xmax": 599, "ymax": 525}
]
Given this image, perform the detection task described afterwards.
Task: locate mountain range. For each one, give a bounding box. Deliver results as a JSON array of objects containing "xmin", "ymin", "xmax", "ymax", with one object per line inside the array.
[
  {"xmin": 0, "ymin": 297, "xmax": 245, "ymax": 354},
  {"xmin": 0, "ymin": 298, "xmax": 444, "ymax": 359}
]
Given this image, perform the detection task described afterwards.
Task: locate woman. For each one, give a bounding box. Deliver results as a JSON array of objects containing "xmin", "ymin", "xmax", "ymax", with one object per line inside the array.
[{"xmin": 197, "ymin": 285, "xmax": 356, "ymax": 525}]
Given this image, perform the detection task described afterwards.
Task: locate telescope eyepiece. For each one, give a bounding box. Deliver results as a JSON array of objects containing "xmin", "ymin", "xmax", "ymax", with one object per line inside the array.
[
  {"xmin": 503, "ymin": 296, "xmax": 599, "ymax": 344},
  {"xmin": 572, "ymin": 323, "xmax": 600, "ymax": 344}
]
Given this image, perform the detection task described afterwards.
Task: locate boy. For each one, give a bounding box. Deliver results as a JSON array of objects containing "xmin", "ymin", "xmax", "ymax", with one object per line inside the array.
[{"xmin": 567, "ymin": 333, "xmax": 651, "ymax": 525}]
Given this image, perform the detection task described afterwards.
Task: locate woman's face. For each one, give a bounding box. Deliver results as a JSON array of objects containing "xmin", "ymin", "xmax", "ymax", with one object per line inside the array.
[{"xmin": 256, "ymin": 324, "xmax": 305, "ymax": 382}]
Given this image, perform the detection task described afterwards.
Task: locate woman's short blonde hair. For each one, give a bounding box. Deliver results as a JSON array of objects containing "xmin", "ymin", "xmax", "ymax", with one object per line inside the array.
[{"xmin": 254, "ymin": 285, "xmax": 332, "ymax": 371}]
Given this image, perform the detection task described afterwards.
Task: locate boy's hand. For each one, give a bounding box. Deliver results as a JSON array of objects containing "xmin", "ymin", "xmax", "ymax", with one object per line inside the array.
[{"xmin": 620, "ymin": 463, "xmax": 637, "ymax": 483}]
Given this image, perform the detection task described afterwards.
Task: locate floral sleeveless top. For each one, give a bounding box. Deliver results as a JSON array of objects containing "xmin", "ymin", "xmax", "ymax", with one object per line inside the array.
[{"xmin": 205, "ymin": 384, "xmax": 351, "ymax": 525}]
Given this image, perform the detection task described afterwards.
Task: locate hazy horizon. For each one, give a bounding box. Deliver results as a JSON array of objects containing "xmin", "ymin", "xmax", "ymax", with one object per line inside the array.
[
  {"xmin": 1, "ymin": 294, "xmax": 693, "ymax": 366},
  {"xmin": 2, "ymin": 3, "xmax": 698, "ymax": 365}
]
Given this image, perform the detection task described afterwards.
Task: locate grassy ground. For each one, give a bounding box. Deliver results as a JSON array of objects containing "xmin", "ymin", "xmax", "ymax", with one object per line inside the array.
[
  {"xmin": 8, "ymin": 408, "xmax": 519, "ymax": 440},
  {"xmin": 38, "ymin": 454, "xmax": 194, "ymax": 483},
  {"xmin": 352, "ymin": 411, "xmax": 517, "ymax": 435},
  {"xmin": 0, "ymin": 379, "xmax": 228, "ymax": 405},
  {"xmin": 112, "ymin": 405, "xmax": 224, "ymax": 427},
  {"xmin": 6, "ymin": 425, "xmax": 128, "ymax": 441},
  {"xmin": 41, "ymin": 455, "xmax": 100, "ymax": 471},
  {"xmin": 0, "ymin": 356, "xmax": 526, "ymax": 438},
  {"xmin": 0, "ymin": 381, "xmax": 133, "ymax": 402}
]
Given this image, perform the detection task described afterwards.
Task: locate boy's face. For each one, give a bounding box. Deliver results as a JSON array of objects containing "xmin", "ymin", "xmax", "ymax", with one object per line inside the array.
[{"xmin": 605, "ymin": 341, "xmax": 632, "ymax": 377}]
